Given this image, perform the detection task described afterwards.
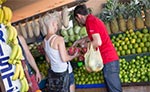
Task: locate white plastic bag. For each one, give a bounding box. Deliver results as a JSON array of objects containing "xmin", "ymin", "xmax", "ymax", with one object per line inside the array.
[{"xmin": 84, "ymin": 43, "xmax": 103, "ymax": 72}]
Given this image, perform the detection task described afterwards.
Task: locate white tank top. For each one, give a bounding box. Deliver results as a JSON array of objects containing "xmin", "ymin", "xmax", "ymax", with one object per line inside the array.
[{"xmin": 44, "ymin": 34, "xmax": 72, "ymax": 73}]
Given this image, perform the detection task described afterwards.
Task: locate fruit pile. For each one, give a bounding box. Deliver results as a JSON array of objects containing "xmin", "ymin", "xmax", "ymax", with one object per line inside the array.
[
  {"xmin": 73, "ymin": 66, "xmax": 104, "ymax": 85},
  {"xmin": 119, "ymin": 55, "xmax": 150, "ymax": 83},
  {"xmin": 73, "ymin": 55, "xmax": 150, "ymax": 85},
  {"xmin": 111, "ymin": 28, "xmax": 150, "ymax": 56},
  {"xmin": 35, "ymin": 56, "xmax": 49, "ymax": 79},
  {"xmin": 28, "ymin": 43, "xmax": 48, "ymax": 79},
  {"xmin": 61, "ymin": 25, "xmax": 87, "ymax": 47},
  {"xmin": 28, "ymin": 42, "xmax": 45, "ymax": 57}
]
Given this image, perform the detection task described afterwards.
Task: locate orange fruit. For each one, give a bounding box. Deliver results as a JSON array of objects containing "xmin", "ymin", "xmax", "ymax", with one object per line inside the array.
[{"xmin": 36, "ymin": 90, "xmax": 42, "ymax": 92}]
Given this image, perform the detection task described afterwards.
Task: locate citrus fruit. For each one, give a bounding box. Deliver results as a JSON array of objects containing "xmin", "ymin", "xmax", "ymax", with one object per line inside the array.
[
  {"xmin": 126, "ymin": 49, "xmax": 131, "ymax": 55},
  {"xmin": 145, "ymin": 42, "xmax": 150, "ymax": 47},
  {"xmin": 128, "ymin": 44, "xmax": 133, "ymax": 49},
  {"xmin": 136, "ymin": 47, "xmax": 142, "ymax": 54},
  {"xmin": 131, "ymin": 39, "xmax": 136, "ymax": 44},
  {"xmin": 139, "ymin": 42, "xmax": 145, "ymax": 47},
  {"xmin": 134, "ymin": 43, "xmax": 139, "ymax": 48},
  {"xmin": 136, "ymin": 38, "xmax": 141, "ymax": 43},
  {"xmin": 142, "ymin": 37, "xmax": 147, "ymax": 42},
  {"xmin": 36, "ymin": 90, "xmax": 42, "ymax": 92},
  {"xmin": 142, "ymin": 47, "xmax": 148, "ymax": 52},
  {"xmin": 121, "ymin": 50, "xmax": 126, "ymax": 56},
  {"xmin": 142, "ymin": 28, "xmax": 148, "ymax": 33}
]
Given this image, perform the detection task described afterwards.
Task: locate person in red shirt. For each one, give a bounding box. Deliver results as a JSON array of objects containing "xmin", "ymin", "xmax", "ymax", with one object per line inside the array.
[{"xmin": 73, "ymin": 4, "xmax": 122, "ymax": 92}]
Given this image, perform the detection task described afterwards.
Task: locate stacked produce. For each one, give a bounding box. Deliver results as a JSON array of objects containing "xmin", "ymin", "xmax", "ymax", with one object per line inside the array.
[
  {"xmin": 74, "ymin": 55, "xmax": 150, "ymax": 85},
  {"xmin": 119, "ymin": 55, "xmax": 150, "ymax": 83},
  {"xmin": 0, "ymin": 1, "xmax": 29, "ymax": 92},
  {"xmin": 111, "ymin": 28, "xmax": 150, "ymax": 56},
  {"xmin": 99, "ymin": 0, "xmax": 150, "ymax": 34},
  {"xmin": 73, "ymin": 66, "xmax": 104, "ymax": 85},
  {"xmin": 28, "ymin": 43, "xmax": 49, "ymax": 79},
  {"xmin": 28, "ymin": 42, "xmax": 45, "ymax": 57},
  {"xmin": 60, "ymin": 25, "xmax": 87, "ymax": 47}
]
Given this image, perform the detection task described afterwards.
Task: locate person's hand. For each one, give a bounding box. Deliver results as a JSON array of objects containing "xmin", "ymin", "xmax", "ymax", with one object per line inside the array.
[
  {"xmin": 35, "ymin": 71, "xmax": 42, "ymax": 83},
  {"xmin": 73, "ymin": 50, "xmax": 80, "ymax": 58},
  {"xmin": 73, "ymin": 39, "xmax": 86, "ymax": 47}
]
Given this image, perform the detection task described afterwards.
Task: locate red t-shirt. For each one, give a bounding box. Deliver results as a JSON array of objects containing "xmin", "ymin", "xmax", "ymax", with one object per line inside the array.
[{"xmin": 85, "ymin": 14, "xmax": 119, "ymax": 64}]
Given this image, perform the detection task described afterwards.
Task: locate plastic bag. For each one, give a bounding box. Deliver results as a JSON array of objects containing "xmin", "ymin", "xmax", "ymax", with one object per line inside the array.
[{"xmin": 84, "ymin": 43, "xmax": 104, "ymax": 72}]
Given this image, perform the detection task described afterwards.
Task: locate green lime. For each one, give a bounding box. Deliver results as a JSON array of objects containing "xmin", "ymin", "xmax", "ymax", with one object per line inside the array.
[
  {"xmin": 134, "ymin": 43, "xmax": 139, "ymax": 48},
  {"xmin": 142, "ymin": 28, "xmax": 149, "ymax": 33},
  {"xmin": 136, "ymin": 47, "xmax": 142, "ymax": 54},
  {"xmin": 128, "ymin": 44, "xmax": 133, "ymax": 49},
  {"xmin": 121, "ymin": 50, "xmax": 126, "ymax": 56},
  {"xmin": 136, "ymin": 38, "xmax": 141, "ymax": 43},
  {"xmin": 126, "ymin": 49, "xmax": 131, "ymax": 55},
  {"xmin": 131, "ymin": 39, "xmax": 136, "ymax": 44},
  {"xmin": 142, "ymin": 47, "xmax": 148, "ymax": 53},
  {"xmin": 142, "ymin": 37, "xmax": 147, "ymax": 42},
  {"xmin": 145, "ymin": 42, "xmax": 150, "ymax": 47},
  {"xmin": 139, "ymin": 42, "xmax": 145, "ymax": 47},
  {"xmin": 123, "ymin": 45, "xmax": 128, "ymax": 50}
]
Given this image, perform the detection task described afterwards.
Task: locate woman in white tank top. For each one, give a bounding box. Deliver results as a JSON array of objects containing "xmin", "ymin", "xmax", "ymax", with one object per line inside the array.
[{"xmin": 43, "ymin": 13, "xmax": 78, "ymax": 92}]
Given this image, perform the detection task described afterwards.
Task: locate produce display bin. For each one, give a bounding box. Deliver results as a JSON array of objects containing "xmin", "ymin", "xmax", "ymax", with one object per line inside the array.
[
  {"xmin": 120, "ymin": 52, "xmax": 150, "ymax": 61},
  {"xmin": 76, "ymin": 84, "xmax": 106, "ymax": 88}
]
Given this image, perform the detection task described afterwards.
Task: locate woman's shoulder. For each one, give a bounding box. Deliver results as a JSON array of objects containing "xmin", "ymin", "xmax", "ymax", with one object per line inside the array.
[{"xmin": 56, "ymin": 35, "xmax": 64, "ymax": 41}]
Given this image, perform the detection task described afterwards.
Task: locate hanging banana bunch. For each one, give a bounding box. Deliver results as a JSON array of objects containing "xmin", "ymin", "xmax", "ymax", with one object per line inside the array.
[
  {"xmin": 0, "ymin": 5, "xmax": 12, "ymax": 25},
  {"xmin": 1, "ymin": 3, "xmax": 29, "ymax": 92},
  {"xmin": 0, "ymin": 0, "xmax": 7, "ymax": 5}
]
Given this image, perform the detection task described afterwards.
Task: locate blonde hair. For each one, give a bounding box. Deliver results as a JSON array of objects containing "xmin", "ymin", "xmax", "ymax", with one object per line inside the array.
[{"xmin": 43, "ymin": 13, "xmax": 58, "ymax": 33}]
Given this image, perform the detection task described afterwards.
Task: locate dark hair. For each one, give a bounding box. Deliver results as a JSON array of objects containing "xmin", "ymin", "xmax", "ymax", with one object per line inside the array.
[{"xmin": 74, "ymin": 4, "xmax": 89, "ymax": 17}]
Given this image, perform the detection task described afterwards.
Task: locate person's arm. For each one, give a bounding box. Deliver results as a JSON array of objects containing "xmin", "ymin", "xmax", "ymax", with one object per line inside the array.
[
  {"xmin": 91, "ymin": 33, "xmax": 102, "ymax": 48},
  {"xmin": 42, "ymin": 41, "xmax": 50, "ymax": 63},
  {"xmin": 18, "ymin": 35, "xmax": 41, "ymax": 83},
  {"xmin": 58, "ymin": 36, "xmax": 78, "ymax": 62},
  {"xmin": 73, "ymin": 36, "xmax": 89, "ymax": 47}
]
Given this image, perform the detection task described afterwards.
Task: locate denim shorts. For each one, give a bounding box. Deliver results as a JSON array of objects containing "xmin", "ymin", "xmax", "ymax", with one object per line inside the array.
[{"xmin": 69, "ymin": 72, "xmax": 75, "ymax": 86}]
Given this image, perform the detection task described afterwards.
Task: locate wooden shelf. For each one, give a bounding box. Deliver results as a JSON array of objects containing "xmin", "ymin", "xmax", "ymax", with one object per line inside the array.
[{"xmin": 3, "ymin": 0, "xmax": 87, "ymax": 24}]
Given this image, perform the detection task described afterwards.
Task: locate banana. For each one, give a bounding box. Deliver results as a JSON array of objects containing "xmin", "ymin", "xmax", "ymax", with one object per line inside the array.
[
  {"xmin": 19, "ymin": 64, "xmax": 25, "ymax": 80},
  {"xmin": 23, "ymin": 77, "xmax": 29, "ymax": 91},
  {"xmin": 11, "ymin": 26, "xmax": 18, "ymax": 44},
  {"xmin": 2, "ymin": 6, "xmax": 12, "ymax": 25},
  {"xmin": 0, "ymin": 7, "xmax": 4, "ymax": 23},
  {"xmin": 6, "ymin": 25, "xmax": 14, "ymax": 44},
  {"xmin": 0, "ymin": 0, "xmax": 2, "ymax": 5},
  {"xmin": 12, "ymin": 38, "xmax": 18, "ymax": 45},
  {"xmin": 8, "ymin": 44, "xmax": 19, "ymax": 64},
  {"xmin": 13, "ymin": 46, "xmax": 22, "ymax": 64},
  {"xmin": 20, "ymin": 77, "xmax": 29, "ymax": 92},
  {"xmin": 0, "ymin": 0, "xmax": 6, "ymax": 4},
  {"xmin": 12, "ymin": 63, "xmax": 20, "ymax": 81},
  {"xmin": 6, "ymin": 25, "xmax": 18, "ymax": 44},
  {"xmin": 20, "ymin": 77, "xmax": 26, "ymax": 92}
]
